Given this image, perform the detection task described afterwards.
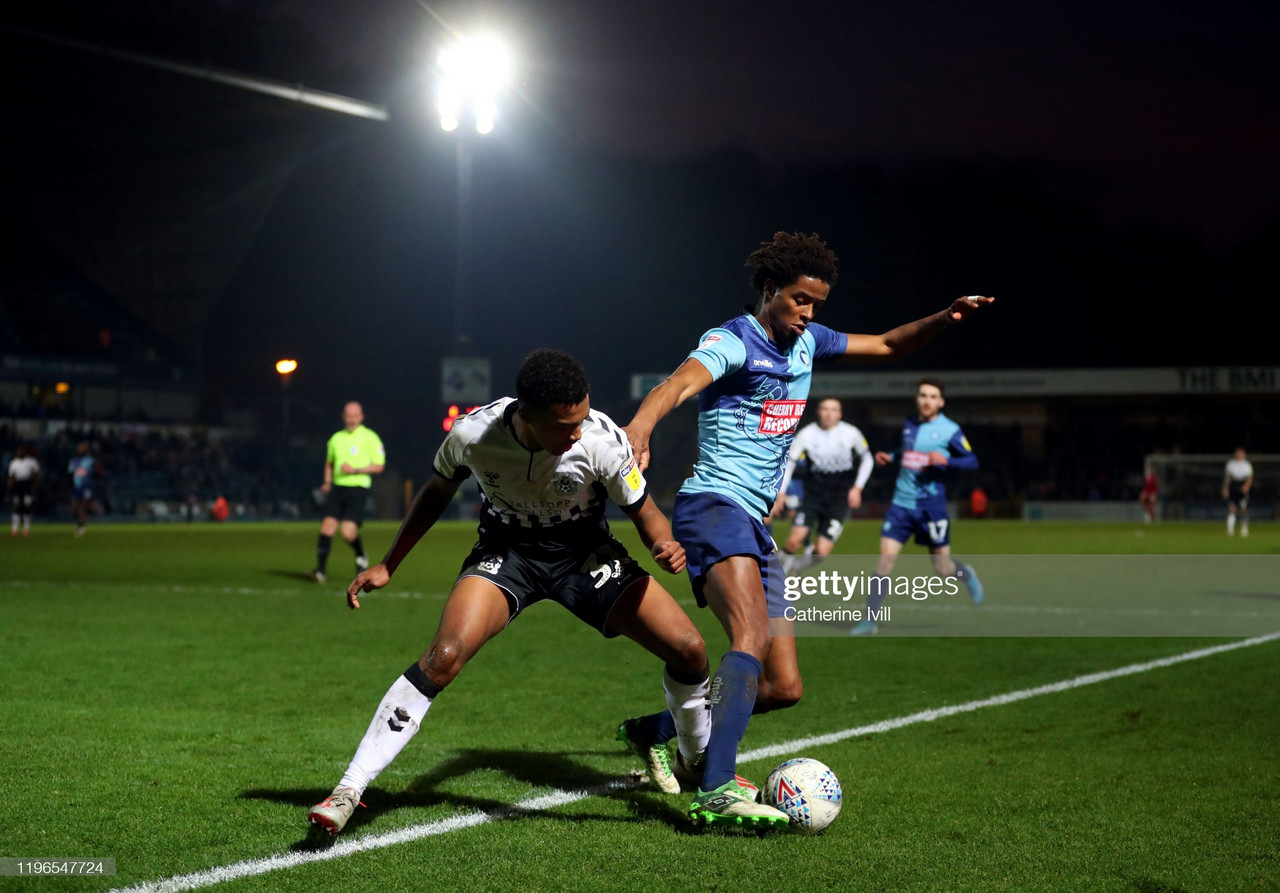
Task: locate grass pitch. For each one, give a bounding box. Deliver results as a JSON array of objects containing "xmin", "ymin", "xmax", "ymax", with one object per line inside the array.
[{"xmin": 2, "ymin": 519, "xmax": 1277, "ymax": 891}]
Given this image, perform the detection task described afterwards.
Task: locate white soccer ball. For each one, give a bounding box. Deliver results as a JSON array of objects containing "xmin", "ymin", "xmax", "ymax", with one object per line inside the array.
[{"xmin": 763, "ymin": 757, "xmax": 843, "ymax": 834}]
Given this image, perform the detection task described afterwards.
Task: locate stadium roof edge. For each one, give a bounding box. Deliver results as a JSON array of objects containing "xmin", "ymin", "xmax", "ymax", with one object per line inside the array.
[{"xmin": 811, "ymin": 366, "xmax": 1280, "ymax": 399}]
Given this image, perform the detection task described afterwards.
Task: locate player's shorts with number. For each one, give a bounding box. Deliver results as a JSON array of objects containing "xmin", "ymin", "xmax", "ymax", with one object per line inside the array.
[
  {"xmin": 793, "ymin": 484, "xmax": 850, "ymax": 544},
  {"xmin": 882, "ymin": 503, "xmax": 951, "ymax": 547},
  {"xmin": 457, "ymin": 534, "xmax": 649, "ymax": 637}
]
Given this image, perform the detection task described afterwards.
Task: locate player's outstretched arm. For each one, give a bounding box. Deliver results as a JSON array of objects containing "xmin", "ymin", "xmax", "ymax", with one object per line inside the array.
[
  {"xmin": 623, "ymin": 494, "xmax": 687, "ymax": 575},
  {"xmin": 839, "ymin": 296, "xmax": 994, "ymax": 364},
  {"xmin": 625, "ymin": 358, "xmax": 714, "ymax": 471},
  {"xmin": 346, "ymin": 473, "xmax": 462, "ymax": 609}
]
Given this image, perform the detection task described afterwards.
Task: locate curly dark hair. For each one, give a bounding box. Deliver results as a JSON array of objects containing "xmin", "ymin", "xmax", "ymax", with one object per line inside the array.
[
  {"xmin": 745, "ymin": 231, "xmax": 839, "ymax": 296},
  {"xmin": 516, "ymin": 349, "xmax": 590, "ymax": 411}
]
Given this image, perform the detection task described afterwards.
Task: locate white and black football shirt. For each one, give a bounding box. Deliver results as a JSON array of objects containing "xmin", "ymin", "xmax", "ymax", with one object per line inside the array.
[
  {"xmin": 433, "ymin": 398, "xmax": 646, "ymax": 547},
  {"xmin": 779, "ymin": 420, "xmax": 873, "ymax": 495}
]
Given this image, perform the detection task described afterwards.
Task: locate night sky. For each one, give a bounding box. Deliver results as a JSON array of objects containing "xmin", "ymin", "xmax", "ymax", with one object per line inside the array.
[{"xmin": 2, "ymin": 0, "xmax": 1277, "ymax": 447}]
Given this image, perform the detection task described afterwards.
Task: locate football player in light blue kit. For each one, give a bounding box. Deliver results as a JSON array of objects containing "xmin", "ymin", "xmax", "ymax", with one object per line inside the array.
[
  {"xmin": 622, "ymin": 231, "xmax": 994, "ymax": 828},
  {"xmin": 851, "ymin": 377, "xmax": 983, "ymax": 635},
  {"xmin": 68, "ymin": 442, "xmax": 96, "ymax": 537}
]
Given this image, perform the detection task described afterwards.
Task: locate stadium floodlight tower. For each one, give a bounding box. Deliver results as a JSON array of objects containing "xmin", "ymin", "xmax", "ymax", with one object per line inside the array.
[{"xmin": 435, "ymin": 33, "xmax": 513, "ymax": 349}]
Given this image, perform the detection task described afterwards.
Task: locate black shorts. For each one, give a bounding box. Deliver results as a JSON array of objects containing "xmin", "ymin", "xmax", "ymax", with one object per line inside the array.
[
  {"xmin": 1228, "ymin": 485, "xmax": 1248, "ymax": 509},
  {"xmin": 792, "ymin": 485, "xmax": 849, "ymax": 543},
  {"xmin": 10, "ymin": 480, "xmax": 35, "ymax": 510},
  {"xmin": 322, "ymin": 485, "xmax": 369, "ymax": 523},
  {"xmin": 457, "ymin": 534, "xmax": 650, "ymax": 637}
]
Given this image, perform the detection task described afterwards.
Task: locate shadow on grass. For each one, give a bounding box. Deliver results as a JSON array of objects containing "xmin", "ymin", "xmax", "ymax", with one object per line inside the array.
[
  {"xmin": 265, "ymin": 569, "xmax": 325, "ymax": 584},
  {"xmin": 241, "ymin": 747, "xmax": 691, "ymax": 850}
]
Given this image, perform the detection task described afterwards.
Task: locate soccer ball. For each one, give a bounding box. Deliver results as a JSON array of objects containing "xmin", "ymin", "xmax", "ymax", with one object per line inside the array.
[{"xmin": 763, "ymin": 758, "xmax": 842, "ymax": 834}]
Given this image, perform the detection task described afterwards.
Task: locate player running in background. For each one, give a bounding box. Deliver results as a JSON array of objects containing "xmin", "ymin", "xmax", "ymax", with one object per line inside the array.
[
  {"xmin": 307, "ymin": 350, "xmax": 710, "ymax": 835},
  {"xmin": 1223, "ymin": 447, "xmax": 1253, "ymax": 537},
  {"xmin": 7, "ymin": 444, "xmax": 41, "ymax": 537},
  {"xmin": 621, "ymin": 231, "xmax": 993, "ymax": 828},
  {"xmin": 308, "ymin": 402, "xmax": 385, "ymax": 583},
  {"xmin": 772, "ymin": 397, "xmax": 873, "ymax": 571},
  {"xmin": 68, "ymin": 442, "xmax": 95, "ymax": 537},
  {"xmin": 851, "ymin": 378, "xmax": 982, "ymax": 635},
  {"xmin": 1140, "ymin": 461, "xmax": 1159, "ymax": 523}
]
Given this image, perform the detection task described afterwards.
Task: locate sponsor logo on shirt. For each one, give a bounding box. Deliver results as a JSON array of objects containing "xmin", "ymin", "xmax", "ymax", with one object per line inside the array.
[
  {"xmin": 752, "ymin": 358, "xmax": 774, "ymax": 368},
  {"xmin": 698, "ymin": 334, "xmax": 723, "ymax": 349},
  {"xmin": 621, "ymin": 458, "xmax": 642, "ymax": 491},
  {"xmin": 902, "ymin": 450, "xmax": 930, "ymax": 470},
  {"xmin": 757, "ymin": 400, "xmax": 805, "ymax": 435}
]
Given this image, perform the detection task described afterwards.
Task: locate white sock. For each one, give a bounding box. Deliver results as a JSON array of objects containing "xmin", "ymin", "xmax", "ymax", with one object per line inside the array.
[
  {"xmin": 338, "ymin": 675, "xmax": 435, "ymax": 795},
  {"xmin": 664, "ymin": 669, "xmax": 710, "ymax": 762},
  {"xmin": 1227, "ymin": 514, "xmax": 1236, "ymax": 534}
]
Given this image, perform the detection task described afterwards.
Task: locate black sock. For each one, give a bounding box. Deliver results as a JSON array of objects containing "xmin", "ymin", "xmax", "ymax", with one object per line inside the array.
[
  {"xmin": 351, "ymin": 536, "xmax": 365, "ymax": 557},
  {"xmin": 316, "ymin": 534, "xmax": 332, "ymax": 572}
]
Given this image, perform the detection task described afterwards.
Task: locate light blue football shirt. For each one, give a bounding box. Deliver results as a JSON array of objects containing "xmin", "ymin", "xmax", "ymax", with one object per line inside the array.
[{"xmin": 678, "ymin": 314, "xmax": 847, "ymax": 516}]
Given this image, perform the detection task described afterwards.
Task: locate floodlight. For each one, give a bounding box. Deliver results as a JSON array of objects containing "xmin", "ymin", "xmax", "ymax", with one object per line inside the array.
[{"xmin": 436, "ymin": 33, "xmax": 513, "ymax": 133}]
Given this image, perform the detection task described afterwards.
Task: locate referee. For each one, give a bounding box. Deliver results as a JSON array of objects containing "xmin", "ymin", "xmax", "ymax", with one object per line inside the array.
[{"xmin": 309, "ymin": 402, "xmax": 385, "ymax": 583}]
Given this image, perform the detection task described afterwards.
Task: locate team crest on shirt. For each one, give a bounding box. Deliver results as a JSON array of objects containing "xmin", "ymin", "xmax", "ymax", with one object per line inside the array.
[
  {"xmin": 551, "ymin": 473, "xmax": 578, "ymax": 495},
  {"xmin": 798, "ymin": 349, "xmax": 810, "ymax": 366},
  {"xmin": 349, "ymin": 445, "xmax": 359, "ymax": 455}
]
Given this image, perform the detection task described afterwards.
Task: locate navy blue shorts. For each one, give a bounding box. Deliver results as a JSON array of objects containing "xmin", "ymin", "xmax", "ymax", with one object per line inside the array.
[
  {"xmin": 881, "ymin": 502, "xmax": 952, "ymax": 547},
  {"xmin": 672, "ymin": 491, "xmax": 788, "ymax": 619}
]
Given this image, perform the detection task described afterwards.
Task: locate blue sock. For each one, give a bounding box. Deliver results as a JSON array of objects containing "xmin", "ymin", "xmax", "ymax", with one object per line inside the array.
[
  {"xmin": 634, "ymin": 709, "xmax": 677, "ymax": 745},
  {"xmin": 700, "ymin": 651, "xmax": 762, "ymax": 791},
  {"xmin": 866, "ymin": 574, "xmax": 891, "ymax": 613}
]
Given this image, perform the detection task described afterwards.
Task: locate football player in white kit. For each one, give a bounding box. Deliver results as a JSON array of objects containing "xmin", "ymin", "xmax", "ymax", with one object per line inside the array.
[
  {"xmin": 7, "ymin": 444, "xmax": 41, "ymax": 537},
  {"xmin": 307, "ymin": 349, "xmax": 711, "ymax": 834},
  {"xmin": 772, "ymin": 398, "xmax": 874, "ymax": 569},
  {"xmin": 1223, "ymin": 448, "xmax": 1253, "ymax": 536}
]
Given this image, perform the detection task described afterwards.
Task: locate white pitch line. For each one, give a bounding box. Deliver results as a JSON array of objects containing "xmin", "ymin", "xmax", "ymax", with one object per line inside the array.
[
  {"xmin": 108, "ymin": 631, "xmax": 1280, "ymax": 893},
  {"xmin": 738, "ymin": 630, "xmax": 1280, "ymax": 763},
  {"xmin": 1, "ymin": 580, "xmax": 443, "ymax": 600}
]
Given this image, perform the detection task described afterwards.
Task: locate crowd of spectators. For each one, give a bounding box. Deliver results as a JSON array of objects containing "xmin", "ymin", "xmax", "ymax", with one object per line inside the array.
[
  {"xmin": 5, "ymin": 404, "xmax": 1275, "ymax": 522},
  {"xmin": 1, "ymin": 421, "xmax": 315, "ymax": 521}
]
